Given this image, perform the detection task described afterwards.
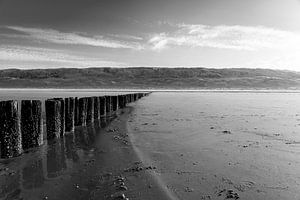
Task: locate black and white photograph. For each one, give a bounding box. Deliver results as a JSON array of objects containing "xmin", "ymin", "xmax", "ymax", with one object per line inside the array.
[{"xmin": 0, "ymin": 0, "xmax": 300, "ymax": 199}]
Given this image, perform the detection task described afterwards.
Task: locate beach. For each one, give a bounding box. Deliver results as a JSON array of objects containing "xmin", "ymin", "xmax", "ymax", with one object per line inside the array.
[
  {"xmin": 1, "ymin": 91, "xmax": 300, "ymax": 200},
  {"xmin": 0, "ymin": 102, "xmax": 170, "ymax": 200},
  {"xmin": 128, "ymin": 92, "xmax": 300, "ymax": 200}
]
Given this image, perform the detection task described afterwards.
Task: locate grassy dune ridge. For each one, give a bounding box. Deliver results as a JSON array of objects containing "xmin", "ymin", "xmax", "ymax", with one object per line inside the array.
[{"xmin": 0, "ymin": 67, "xmax": 300, "ymax": 89}]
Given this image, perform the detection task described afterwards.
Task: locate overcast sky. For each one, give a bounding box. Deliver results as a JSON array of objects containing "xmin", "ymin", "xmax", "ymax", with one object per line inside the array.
[{"xmin": 1, "ymin": 0, "xmax": 300, "ymax": 70}]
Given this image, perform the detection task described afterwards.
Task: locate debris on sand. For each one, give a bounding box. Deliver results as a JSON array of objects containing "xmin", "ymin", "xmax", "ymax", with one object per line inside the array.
[
  {"xmin": 200, "ymin": 195, "xmax": 212, "ymax": 200},
  {"xmin": 222, "ymin": 130, "xmax": 232, "ymax": 134},
  {"xmin": 114, "ymin": 176, "xmax": 125, "ymax": 183},
  {"xmin": 225, "ymin": 189, "xmax": 239, "ymax": 199},
  {"xmin": 184, "ymin": 187, "xmax": 194, "ymax": 192},
  {"xmin": 124, "ymin": 165, "xmax": 156, "ymax": 172},
  {"xmin": 0, "ymin": 167, "xmax": 16, "ymax": 176},
  {"xmin": 119, "ymin": 185, "xmax": 128, "ymax": 191},
  {"xmin": 107, "ymin": 128, "xmax": 118, "ymax": 132},
  {"xmin": 111, "ymin": 193, "xmax": 129, "ymax": 200},
  {"xmin": 74, "ymin": 184, "xmax": 80, "ymax": 189},
  {"xmin": 217, "ymin": 189, "xmax": 239, "ymax": 199}
]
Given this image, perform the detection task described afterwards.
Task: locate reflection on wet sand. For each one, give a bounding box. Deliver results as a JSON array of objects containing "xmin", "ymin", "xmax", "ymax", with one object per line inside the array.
[
  {"xmin": 23, "ymin": 159, "xmax": 44, "ymax": 189},
  {"xmin": 0, "ymin": 115, "xmax": 115, "ymax": 200}
]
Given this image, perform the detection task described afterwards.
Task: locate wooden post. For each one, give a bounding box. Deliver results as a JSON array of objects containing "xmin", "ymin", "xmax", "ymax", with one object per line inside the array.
[
  {"xmin": 134, "ymin": 93, "xmax": 138, "ymax": 101},
  {"xmin": 126, "ymin": 94, "xmax": 130, "ymax": 104},
  {"xmin": 105, "ymin": 96, "xmax": 111, "ymax": 116},
  {"xmin": 99, "ymin": 96, "xmax": 106, "ymax": 118},
  {"xmin": 53, "ymin": 98, "xmax": 65, "ymax": 136},
  {"xmin": 21, "ymin": 100, "xmax": 43, "ymax": 150},
  {"xmin": 78, "ymin": 97, "xmax": 87, "ymax": 126},
  {"xmin": 45, "ymin": 99, "xmax": 62, "ymax": 140},
  {"xmin": 118, "ymin": 95, "xmax": 122, "ymax": 109},
  {"xmin": 0, "ymin": 100, "xmax": 22, "ymax": 158},
  {"xmin": 65, "ymin": 97, "xmax": 75, "ymax": 132},
  {"xmin": 93, "ymin": 96, "xmax": 100, "ymax": 120},
  {"xmin": 86, "ymin": 97, "xmax": 94, "ymax": 124},
  {"xmin": 74, "ymin": 97, "xmax": 79, "ymax": 126},
  {"xmin": 131, "ymin": 94, "xmax": 134, "ymax": 102},
  {"xmin": 111, "ymin": 96, "xmax": 118, "ymax": 112}
]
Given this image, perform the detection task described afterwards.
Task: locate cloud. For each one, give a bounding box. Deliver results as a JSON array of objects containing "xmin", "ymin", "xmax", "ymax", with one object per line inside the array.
[
  {"xmin": 108, "ymin": 34, "xmax": 144, "ymax": 41},
  {"xmin": 0, "ymin": 45, "xmax": 125, "ymax": 68},
  {"xmin": 4, "ymin": 26, "xmax": 143, "ymax": 50},
  {"xmin": 148, "ymin": 24, "xmax": 300, "ymax": 51}
]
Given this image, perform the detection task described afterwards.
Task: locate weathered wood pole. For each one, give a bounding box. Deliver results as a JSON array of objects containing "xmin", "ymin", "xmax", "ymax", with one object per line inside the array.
[
  {"xmin": 21, "ymin": 100, "xmax": 43, "ymax": 150},
  {"xmin": 86, "ymin": 97, "xmax": 94, "ymax": 124},
  {"xmin": 118, "ymin": 95, "xmax": 123, "ymax": 109},
  {"xmin": 93, "ymin": 96, "xmax": 100, "ymax": 121},
  {"xmin": 111, "ymin": 96, "xmax": 118, "ymax": 112},
  {"xmin": 78, "ymin": 97, "xmax": 88, "ymax": 126},
  {"xmin": 74, "ymin": 97, "xmax": 79, "ymax": 126},
  {"xmin": 105, "ymin": 96, "xmax": 112, "ymax": 116},
  {"xmin": 53, "ymin": 98, "xmax": 65, "ymax": 136},
  {"xmin": 130, "ymin": 94, "xmax": 134, "ymax": 102},
  {"xmin": 134, "ymin": 93, "xmax": 138, "ymax": 101},
  {"xmin": 46, "ymin": 99, "xmax": 62, "ymax": 140},
  {"xmin": 99, "ymin": 96, "xmax": 106, "ymax": 118},
  {"xmin": 126, "ymin": 94, "xmax": 130, "ymax": 104},
  {"xmin": 65, "ymin": 97, "xmax": 75, "ymax": 132},
  {"xmin": 121, "ymin": 95, "xmax": 126, "ymax": 108},
  {"xmin": 0, "ymin": 100, "xmax": 22, "ymax": 158},
  {"xmin": 122, "ymin": 95, "xmax": 127, "ymax": 107}
]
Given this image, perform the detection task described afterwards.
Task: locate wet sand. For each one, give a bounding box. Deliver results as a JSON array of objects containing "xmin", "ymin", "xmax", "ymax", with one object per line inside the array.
[
  {"xmin": 128, "ymin": 92, "xmax": 300, "ymax": 200},
  {"xmin": 2, "ymin": 91, "xmax": 300, "ymax": 200},
  {"xmin": 0, "ymin": 106, "xmax": 171, "ymax": 200}
]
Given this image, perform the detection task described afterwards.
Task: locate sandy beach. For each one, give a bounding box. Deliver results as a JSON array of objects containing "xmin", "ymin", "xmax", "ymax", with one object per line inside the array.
[
  {"xmin": 1, "ymin": 91, "xmax": 300, "ymax": 200},
  {"xmin": 128, "ymin": 92, "xmax": 300, "ymax": 200},
  {"xmin": 0, "ymin": 105, "xmax": 171, "ymax": 200}
]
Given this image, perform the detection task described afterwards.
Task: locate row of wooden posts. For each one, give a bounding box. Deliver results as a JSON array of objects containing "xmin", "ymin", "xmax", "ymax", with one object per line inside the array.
[{"xmin": 0, "ymin": 93, "xmax": 149, "ymax": 159}]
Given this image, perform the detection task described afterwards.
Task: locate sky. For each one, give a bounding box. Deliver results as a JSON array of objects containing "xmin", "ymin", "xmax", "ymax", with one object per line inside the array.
[{"xmin": 1, "ymin": 0, "xmax": 300, "ymax": 70}]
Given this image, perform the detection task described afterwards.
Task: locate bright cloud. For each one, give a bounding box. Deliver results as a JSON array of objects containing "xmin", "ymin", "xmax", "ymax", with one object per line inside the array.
[
  {"xmin": 0, "ymin": 45, "xmax": 125, "ymax": 68},
  {"xmin": 5, "ymin": 26, "xmax": 143, "ymax": 50},
  {"xmin": 148, "ymin": 24, "xmax": 300, "ymax": 51}
]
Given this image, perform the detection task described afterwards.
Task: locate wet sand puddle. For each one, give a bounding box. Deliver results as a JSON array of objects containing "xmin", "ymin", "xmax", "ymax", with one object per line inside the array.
[{"xmin": 0, "ymin": 117, "xmax": 115, "ymax": 200}]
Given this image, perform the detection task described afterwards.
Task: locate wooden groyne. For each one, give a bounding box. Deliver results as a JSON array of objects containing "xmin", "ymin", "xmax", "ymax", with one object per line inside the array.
[
  {"xmin": 21, "ymin": 100, "xmax": 43, "ymax": 150},
  {"xmin": 0, "ymin": 93, "xmax": 150, "ymax": 158}
]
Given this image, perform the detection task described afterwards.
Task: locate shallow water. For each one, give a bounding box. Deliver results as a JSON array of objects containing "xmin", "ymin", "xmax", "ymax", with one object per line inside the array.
[
  {"xmin": 129, "ymin": 92, "xmax": 300, "ymax": 200},
  {"xmin": 0, "ymin": 118, "xmax": 114, "ymax": 200},
  {"xmin": 0, "ymin": 89, "xmax": 128, "ymax": 200}
]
